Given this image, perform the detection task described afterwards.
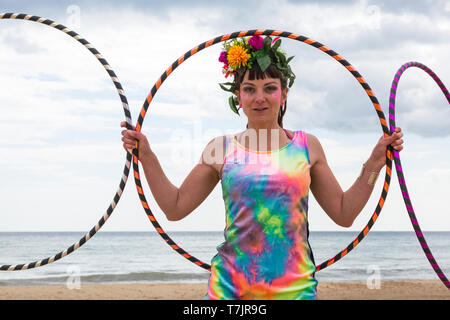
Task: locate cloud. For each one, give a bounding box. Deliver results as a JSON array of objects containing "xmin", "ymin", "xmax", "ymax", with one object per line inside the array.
[
  {"xmin": 0, "ymin": 28, "xmax": 47, "ymax": 54},
  {"xmin": 3, "ymin": 0, "xmax": 448, "ymax": 137}
]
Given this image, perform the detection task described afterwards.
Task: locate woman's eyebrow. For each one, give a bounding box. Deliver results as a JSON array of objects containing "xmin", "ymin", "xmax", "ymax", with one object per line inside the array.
[{"xmin": 242, "ymin": 81, "xmax": 279, "ymax": 86}]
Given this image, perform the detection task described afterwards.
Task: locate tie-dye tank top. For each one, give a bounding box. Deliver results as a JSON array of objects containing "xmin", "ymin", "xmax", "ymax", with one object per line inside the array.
[{"xmin": 206, "ymin": 129, "xmax": 318, "ymax": 300}]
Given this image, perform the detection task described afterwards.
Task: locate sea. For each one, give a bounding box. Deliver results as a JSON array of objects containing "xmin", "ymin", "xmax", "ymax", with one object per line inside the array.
[{"xmin": 0, "ymin": 231, "xmax": 449, "ymax": 287}]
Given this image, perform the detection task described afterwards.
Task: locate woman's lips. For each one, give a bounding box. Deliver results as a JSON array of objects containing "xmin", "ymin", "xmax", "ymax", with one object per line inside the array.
[{"xmin": 253, "ymin": 107, "xmax": 268, "ymax": 112}]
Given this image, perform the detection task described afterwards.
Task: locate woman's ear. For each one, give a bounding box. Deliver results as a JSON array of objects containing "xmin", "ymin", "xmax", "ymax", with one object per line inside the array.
[
  {"xmin": 235, "ymin": 90, "xmax": 241, "ymax": 105},
  {"xmin": 281, "ymin": 88, "xmax": 289, "ymax": 105}
]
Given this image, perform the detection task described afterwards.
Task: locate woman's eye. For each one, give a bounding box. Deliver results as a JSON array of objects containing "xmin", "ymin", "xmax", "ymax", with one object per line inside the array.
[
  {"xmin": 265, "ymin": 86, "xmax": 277, "ymax": 92},
  {"xmin": 243, "ymin": 87, "xmax": 254, "ymax": 93}
]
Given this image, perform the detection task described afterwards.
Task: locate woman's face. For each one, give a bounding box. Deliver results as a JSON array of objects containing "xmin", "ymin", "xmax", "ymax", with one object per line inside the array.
[{"xmin": 236, "ymin": 71, "xmax": 288, "ymax": 127}]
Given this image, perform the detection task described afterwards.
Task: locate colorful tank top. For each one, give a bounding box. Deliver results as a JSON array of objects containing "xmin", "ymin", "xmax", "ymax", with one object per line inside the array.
[{"xmin": 206, "ymin": 130, "xmax": 317, "ymax": 300}]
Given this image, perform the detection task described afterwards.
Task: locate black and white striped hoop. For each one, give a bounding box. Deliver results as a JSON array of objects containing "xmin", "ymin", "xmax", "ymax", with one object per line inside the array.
[{"xmin": 0, "ymin": 13, "xmax": 133, "ymax": 270}]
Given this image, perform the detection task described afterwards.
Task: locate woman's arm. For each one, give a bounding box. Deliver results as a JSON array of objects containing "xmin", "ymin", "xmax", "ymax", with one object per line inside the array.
[
  {"xmin": 121, "ymin": 122, "xmax": 223, "ymax": 221},
  {"xmin": 308, "ymin": 128, "xmax": 404, "ymax": 227}
]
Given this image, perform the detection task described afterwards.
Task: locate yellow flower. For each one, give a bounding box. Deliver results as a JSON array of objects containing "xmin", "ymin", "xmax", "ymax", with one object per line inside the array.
[{"xmin": 227, "ymin": 44, "xmax": 251, "ymax": 70}]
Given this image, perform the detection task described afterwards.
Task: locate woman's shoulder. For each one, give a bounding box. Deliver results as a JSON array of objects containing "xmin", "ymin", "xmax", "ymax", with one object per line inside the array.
[
  {"xmin": 199, "ymin": 135, "xmax": 227, "ymax": 165},
  {"xmin": 202, "ymin": 134, "xmax": 227, "ymax": 152},
  {"xmin": 304, "ymin": 132, "xmax": 319, "ymax": 144},
  {"xmin": 291, "ymin": 130, "xmax": 317, "ymax": 145},
  {"xmin": 302, "ymin": 132, "xmax": 325, "ymax": 167},
  {"xmin": 198, "ymin": 135, "xmax": 228, "ymax": 178}
]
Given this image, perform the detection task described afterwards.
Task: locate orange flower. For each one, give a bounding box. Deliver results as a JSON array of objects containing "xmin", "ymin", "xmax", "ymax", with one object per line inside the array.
[{"xmin": 227, "ymin": 44, "xmax": 250, "ymax": 70}]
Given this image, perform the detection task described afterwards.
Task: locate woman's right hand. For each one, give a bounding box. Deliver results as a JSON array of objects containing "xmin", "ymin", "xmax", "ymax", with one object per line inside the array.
[{"xmin": 120, "ymin": 121, "xmax": 153, "ymax": 160}]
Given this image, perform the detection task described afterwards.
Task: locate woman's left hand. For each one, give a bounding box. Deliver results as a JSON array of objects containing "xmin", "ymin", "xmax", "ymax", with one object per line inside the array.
[{"xmin": 369, "ymin": 127, "xmax": 404, "ymax": 170}]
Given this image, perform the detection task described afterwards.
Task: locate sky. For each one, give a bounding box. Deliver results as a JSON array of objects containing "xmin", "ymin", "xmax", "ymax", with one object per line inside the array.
[{"xmin": 0, "ymin": 0, "xmax": 449, "ymax": 236}]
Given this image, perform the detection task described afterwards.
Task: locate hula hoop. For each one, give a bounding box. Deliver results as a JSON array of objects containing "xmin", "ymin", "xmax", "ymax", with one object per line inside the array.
[
  {"xmin": 132, "ymin": 30, "xmax": 395, "ymax": 272},
  {"xmin": 389, "ymin": 61, "xmax": 450, "ymax": 289},
  {"xmin": 0, "ymin": 13, "xmax": 133, "ymax": 270}
]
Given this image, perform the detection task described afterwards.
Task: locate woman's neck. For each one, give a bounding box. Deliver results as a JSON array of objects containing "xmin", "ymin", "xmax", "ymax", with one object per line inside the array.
[
  {"xmin": 246, "ymin": 119, "xmax": 280, "ymax": 131},
  {"xmin": 237, "ymin": 126, "xmax": 291, "ymax": 152}
]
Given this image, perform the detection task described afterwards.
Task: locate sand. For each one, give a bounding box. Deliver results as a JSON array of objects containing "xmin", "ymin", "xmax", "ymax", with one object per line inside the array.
[{"xmin": 0, "ymin": 280, "xmax": 448, "ymax": 300}]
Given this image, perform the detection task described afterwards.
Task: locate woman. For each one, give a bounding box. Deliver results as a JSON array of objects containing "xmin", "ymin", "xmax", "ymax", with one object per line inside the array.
[{"xmin": 121, "ymin": 36, "xmax": 404, "ymax": 300}]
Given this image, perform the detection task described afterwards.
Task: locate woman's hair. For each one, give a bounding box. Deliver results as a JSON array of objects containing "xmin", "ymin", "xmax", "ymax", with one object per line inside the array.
[{"xmin": 234, "ymin": 63, "xmax": 288, "ymax": 128}]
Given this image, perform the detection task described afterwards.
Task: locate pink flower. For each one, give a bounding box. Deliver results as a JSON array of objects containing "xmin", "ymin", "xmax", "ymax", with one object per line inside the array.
[
  {"xmin": 219, "ymin": 51, "xmax": 228, "ymax": 64},
  {"xmin": 272, "ymin": 36, "xmax": 281, "ymax": 44},
  {"xmin": 248, "ymin": 35, "xmax": 264, "ymax": 50}
]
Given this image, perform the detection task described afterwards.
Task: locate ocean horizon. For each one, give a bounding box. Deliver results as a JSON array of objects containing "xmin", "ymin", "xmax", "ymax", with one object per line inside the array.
[{"xmin": 0, "ymin": 231, "xmax": 448, "ymax": 287}]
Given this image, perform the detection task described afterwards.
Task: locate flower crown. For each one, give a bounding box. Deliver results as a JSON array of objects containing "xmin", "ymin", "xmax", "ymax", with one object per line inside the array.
[{"xmin": 218, "ymin": 35, "xmax": 296, "ymax": 115}]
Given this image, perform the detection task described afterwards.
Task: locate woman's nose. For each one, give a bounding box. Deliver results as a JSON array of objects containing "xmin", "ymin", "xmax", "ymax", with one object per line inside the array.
[{"xmin": 254, "ymin": 89, "xmax": 266, "ymax": 102}]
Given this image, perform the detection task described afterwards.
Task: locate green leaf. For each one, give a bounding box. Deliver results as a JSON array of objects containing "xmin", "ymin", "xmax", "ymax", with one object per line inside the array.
[
  {"xmin": 288, "ymin": 77, "xmax": 295, "ymax": 88},
  {"xmin": 263, "ymin": 36, "xmax": 272, "ymax": 49},
  {"xmin": 219, "ymin": 83, "xmax": 233, "ymax": 93},
  {"xmin": 272, "ymin": 39, "xmax": 281, "ymax": 51},
  {"xmin": 278, "ymin": 51, "xmax": 286, "ymax": 63},
  {"xmin": 273, "ymin": 51, "xmax": 280, "ymax": 64},
  {"xmin": 257, "ymin": 54, "xmax": 271, "ymax": 72},
  {"xmin": 229, "ymin": 96, "xmax": 240, "ymax": 115},
  {"xmin": 286, "ymin": 56, "xmax": 295, "ymax": 64},
  {"xmin": 253, "ymin": 50, "xmax": 264, "ymax": 58}
]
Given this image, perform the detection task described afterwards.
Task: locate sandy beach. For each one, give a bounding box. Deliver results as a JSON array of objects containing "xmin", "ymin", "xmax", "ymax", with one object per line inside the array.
[{"xmin": 0, "ymin": 280, "xmax": 448, "ymax": 300}]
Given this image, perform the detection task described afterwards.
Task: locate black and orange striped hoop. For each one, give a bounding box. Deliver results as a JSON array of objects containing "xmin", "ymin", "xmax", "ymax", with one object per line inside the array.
[
  {"xmin": 132, "ymin": 30, "xmax": 394, "ymax": 272},
  {"xmin": 0, "ymin": 13, "xmax": 133, "ymax": 270}
]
